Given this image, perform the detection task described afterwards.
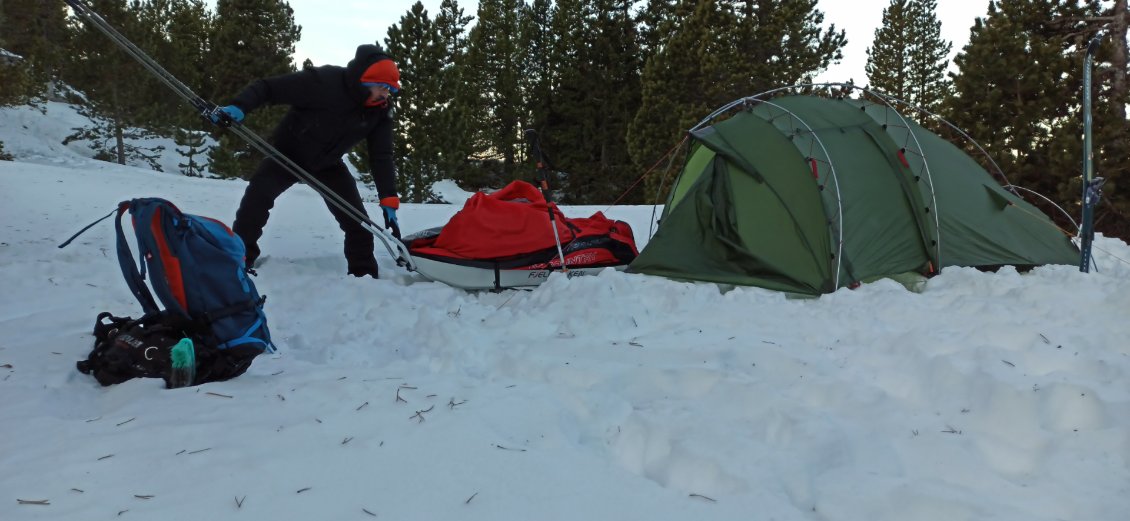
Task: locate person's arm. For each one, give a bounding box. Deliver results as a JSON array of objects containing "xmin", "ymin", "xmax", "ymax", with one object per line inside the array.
[
  {"xmin": 367, "ymin": 115, "xmax": 398, "ymax": 199},
  {"xmin": 229, "ymin": 69, "xmax": 321, "ymax": 114}
]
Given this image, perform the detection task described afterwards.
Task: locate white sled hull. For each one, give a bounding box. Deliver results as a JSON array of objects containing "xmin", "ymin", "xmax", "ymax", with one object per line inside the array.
[{"xmin": 412, "ymin": 256, "xmax": 621, "ymax": 291}]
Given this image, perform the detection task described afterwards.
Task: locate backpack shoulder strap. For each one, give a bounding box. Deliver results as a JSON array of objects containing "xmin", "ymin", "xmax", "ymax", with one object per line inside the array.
[
  {"xmin": 57, "ymin": 208, "xmax": 117, "ymax": 249},
  {"xmin": 114, "ymin": 201, "xmax": 160, "ymax": 315}
]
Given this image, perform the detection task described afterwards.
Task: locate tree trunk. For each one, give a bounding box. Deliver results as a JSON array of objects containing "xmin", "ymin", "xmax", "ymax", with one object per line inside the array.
[
  {"xmin": 112, "ymin": 83, "xmax": 125, "ymax": 165},
  {"xmin": 1112, "ymin": 0, "xmax": 1128, "ymax": 121}
]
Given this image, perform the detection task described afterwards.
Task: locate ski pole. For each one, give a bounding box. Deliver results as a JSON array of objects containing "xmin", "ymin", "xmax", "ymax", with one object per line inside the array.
[
  {"xmin": 1079, "ymin": 31, "xmax": 1106, "ymax": 273},
  {"xmin": 63, "ymin": 0, "xmax": 415, "ymax": 272},
  {"xmin": 524, "ymin": 129, "xmax": 568, "ymax": 271}
]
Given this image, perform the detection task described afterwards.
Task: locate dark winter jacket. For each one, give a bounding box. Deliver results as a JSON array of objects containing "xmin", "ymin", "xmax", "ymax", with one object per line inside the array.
[{"xmin": 229, "ymin": 45, "xmax": 398, "ymax": 198}]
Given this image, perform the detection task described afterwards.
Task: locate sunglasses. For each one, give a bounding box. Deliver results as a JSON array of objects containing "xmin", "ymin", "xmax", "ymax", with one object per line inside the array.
[{"xmin": 362, "ymin": 82, "xmax": 399, "ymax": 94}]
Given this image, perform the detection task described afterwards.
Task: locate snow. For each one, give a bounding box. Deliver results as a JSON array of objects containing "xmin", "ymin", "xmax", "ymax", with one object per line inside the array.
[
  {"xmin": 0, "ymin": 101, "xmax": 218, "ymax": 176},
  {"xmin": 2, "ymin": 102, "xmax": 1129, "ymax": 521},
  {"xmin": 430, "ymin": 179, "xmax": 474, "ymax": 205}
]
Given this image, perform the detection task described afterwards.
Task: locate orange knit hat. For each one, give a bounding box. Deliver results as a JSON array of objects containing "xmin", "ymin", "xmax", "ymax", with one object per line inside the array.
[{"xmin": 360, "ymin": 59, "xmax": 400, "ymax": 91}]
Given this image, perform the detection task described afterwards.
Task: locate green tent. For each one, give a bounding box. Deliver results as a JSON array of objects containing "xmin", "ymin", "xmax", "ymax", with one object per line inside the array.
[{"xmin": 630, "ymin": 95, "xmax": 1078, "ymax": 295}]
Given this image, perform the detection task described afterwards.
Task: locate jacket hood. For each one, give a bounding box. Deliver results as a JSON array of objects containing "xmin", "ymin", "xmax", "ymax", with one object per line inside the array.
[
  {"xmin": 346, "ymin": 44, "xmax": 392, "ymax": 84},
  {"xmin": 345, "ymin": 44, "xmax": 393, "ymax": 105}
]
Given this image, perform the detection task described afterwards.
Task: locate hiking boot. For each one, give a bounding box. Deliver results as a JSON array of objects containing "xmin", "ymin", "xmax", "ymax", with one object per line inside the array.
[
  {"xmin": 347, "ymin": 264, "xmax": 379, "ymax": 278},
  {"xmin": 347, "ymin": 256, "xmax": 379, "ymax": 279}
]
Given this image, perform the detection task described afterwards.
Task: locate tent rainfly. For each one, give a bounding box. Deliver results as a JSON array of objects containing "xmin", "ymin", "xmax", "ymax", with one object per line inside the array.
[{"xmin": 630, "ymin": 94, "xmax": 1079, "ymax": 295}]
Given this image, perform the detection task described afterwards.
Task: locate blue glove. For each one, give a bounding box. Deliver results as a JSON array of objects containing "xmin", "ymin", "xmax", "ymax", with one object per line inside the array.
[
  {"xmin": 382, "ymin": 205, "xmax": 398, "ymax": 226},
  {"xmin": 209, "ymin": 105, "xmax": 244, "ymax": 127},
  {"xmin": 380, "ymin": 196, "xmax": 400, "ymax": 239}
]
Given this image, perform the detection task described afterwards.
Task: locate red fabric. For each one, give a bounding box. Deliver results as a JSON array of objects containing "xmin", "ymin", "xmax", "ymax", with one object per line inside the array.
[
  {"xmin": 360, "ymin": 59, "xmax": 400, "ymax": 89},
  {"xmin": 410, "ymin": 181, "xmax": 633, "ymax": 262},
  {"xmin": 150, "ymin": 208, "xmax": 187, "ymax": 311},
  {"xmin": 526, "ymin": 217, "xmax": 637, "ymax": 269},
  {"xmin": 379, "ymin": 196, "xmax": 400, "ymax": 209}
]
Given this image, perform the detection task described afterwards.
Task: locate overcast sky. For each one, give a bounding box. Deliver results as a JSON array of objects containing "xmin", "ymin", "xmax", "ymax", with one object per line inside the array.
[{"xmin": 282, "ymin": 0, "xmax": 990, "ymax": 83}]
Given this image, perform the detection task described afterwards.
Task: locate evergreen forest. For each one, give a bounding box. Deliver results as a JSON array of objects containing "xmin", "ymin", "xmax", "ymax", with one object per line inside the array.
[{"xmin": 1, "ymin": 0, "xmax": 1127, "ymax": 238}]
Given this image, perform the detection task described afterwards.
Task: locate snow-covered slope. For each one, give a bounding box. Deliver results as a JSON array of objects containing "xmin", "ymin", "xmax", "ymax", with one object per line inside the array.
[
  {"xmin": 0, "ymin": 101, "xmax": 217, "ymax": 176},
  {"xmin": 1, "ymin": 106, "xmax": 1129, "ymax": 521}
]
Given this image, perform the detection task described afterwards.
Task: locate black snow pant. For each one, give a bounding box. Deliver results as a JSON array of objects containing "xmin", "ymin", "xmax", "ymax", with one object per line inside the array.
[{"xmin": 232, "ymin": 158, "xmax": 377, "ymax": 273}]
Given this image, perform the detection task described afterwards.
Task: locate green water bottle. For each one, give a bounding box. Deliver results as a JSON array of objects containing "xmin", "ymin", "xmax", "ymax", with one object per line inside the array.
[{"xmin": 168, "ymin": 338, "xmax": 196, "ymax": 389}]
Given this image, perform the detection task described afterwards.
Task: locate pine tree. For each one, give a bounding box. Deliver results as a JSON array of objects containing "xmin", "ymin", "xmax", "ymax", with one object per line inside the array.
[
  {"xmin": 636, "ymin": 0, "xmax": 678, "ymax": 63},
  {"xmin": 0, "ymin": 48, "xmax": 37, "ymax": 107},
  {"xmin": 1108, "ymin": 1, "xmax": 1128, "ymax": 122},
  {"xmin": 0, "ymin": 0, "xmax": 70, "ymax": 95},
  {"xmin": 462, "ymin": 0, "xmax": 523, "ymax": 185},
  {"xmin": 66, "ymin": 0, "xmax": 161, "ymax": 166},
  {"xmin": 905, "ymin": 0, "xmax": 951, "ymax": 110},
  {"xmin": 62, "ymin": 104, "xmax": 167, "ymax": 169},
  {"xmin": 628, "ymin": 0, "xmax": 730, "ymax": 202},
  {"xmin": 629, "ymin": 0, "xmax": 844, "ymax": 200},
  {"xmin": 381, "ymin": 0, "xmax": 475, "ymax": 201},
  {"xmin": 1076, "ymin": 0, "xmax": 1129, "ymax": 237},
  {"xmin": 431, "ymin": 0, "xmax": 476, "ymax": 189},
  {"xmin": 1055, "ymin": 0, "xmax": 1128, "ymax": 121},
  {"xmin": 0, "ymin": 46, "xmax": 16, "ymax": 159},
  {"xmin": 133, "ymin": 0, "xmax": 213, "ymax": 131},
  {"xmin": 542, "ymin": 0, "xmax": 592, "ymax": 195},
  {"xmin": 207, "ymin": 0, "xmax": 300, "ymax": 179},
  {"xmin": 726, "ymin": 0, "xmax": 847, "ymax": 94},
  {"xmin": 866, "ymin": 0, "xmax": 951, "ymax": 111},
  {"xmin": 174, "ymin": 127, "xmax": 209, "ymax": 176},
  {"xmin": 519, "ymin": 0, "xmax": 555, "ymax": 136},
  {"xmin": 386, "ymin": 2, "xmax": 440, "ymax": 202},
  {"xmin": 0, "ymin": 41, "xmax": 15, "ymax": 159},
  {"xmin": 945, "ymin": 0, "xmax": 1100, "ymax": 227},
  {"xmin": 547, "ymin": 0, "xmax": 642, "ymax": 204},
  {"xmin": 866, "ymin": 0, "xmax": 912, "ymax": 99},
  {"xmin": 58, "ymin": 1, "xmax": 213, "ymax": 170}
]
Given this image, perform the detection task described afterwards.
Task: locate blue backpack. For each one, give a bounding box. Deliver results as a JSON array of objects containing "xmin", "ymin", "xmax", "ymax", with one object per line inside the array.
[{"xmin": 111, "ymin": 198, "xmax": 275, "ymax": 353}]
